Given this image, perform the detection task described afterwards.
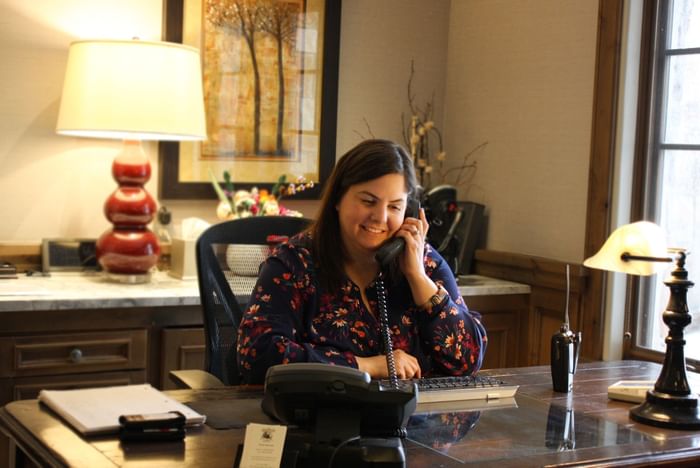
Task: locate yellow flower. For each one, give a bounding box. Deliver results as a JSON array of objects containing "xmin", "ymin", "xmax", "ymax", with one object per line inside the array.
[
  {"xmin": 216, "ymin": 200, "xmax": 233, "ymax": 220},
  {"xmin": 262, "ymin": 200, "xmax": 280, "ymax": 215}
]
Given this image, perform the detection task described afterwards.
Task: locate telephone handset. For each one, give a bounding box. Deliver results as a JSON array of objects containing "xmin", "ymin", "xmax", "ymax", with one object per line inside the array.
[{"xmin": 374, "ymin": 197, "xmax": 421, "ymax": 266}]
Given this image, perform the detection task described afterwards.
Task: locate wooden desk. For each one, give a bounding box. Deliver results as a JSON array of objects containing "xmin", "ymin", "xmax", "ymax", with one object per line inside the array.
[{"xmin": 2, "ymin": 360, "xmax": 700, "ymax": 467}]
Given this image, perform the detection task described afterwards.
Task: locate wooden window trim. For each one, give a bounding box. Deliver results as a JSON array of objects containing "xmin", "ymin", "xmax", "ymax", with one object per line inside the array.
[{"xmin": 583, "ymin": 0, "xmax": 625, "ymax": 360}]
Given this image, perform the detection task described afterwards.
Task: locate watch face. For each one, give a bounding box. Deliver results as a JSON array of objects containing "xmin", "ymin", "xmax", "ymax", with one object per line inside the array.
[{"xmin": 430, "ymin": 288, "xmax": 448, "ymax": 306}]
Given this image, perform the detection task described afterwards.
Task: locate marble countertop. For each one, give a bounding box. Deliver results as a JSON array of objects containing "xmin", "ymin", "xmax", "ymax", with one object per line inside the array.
[
  {"xmin": 0, "ymin": 272, "xmax": 530, "ymax": 312},
  {"xmin": 456, "ymin": 275, "xmax": 531, "ymax": 296}
]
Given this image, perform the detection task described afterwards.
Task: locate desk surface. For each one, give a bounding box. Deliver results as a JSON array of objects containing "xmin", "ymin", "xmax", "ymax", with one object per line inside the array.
[{"xmin": 4, "ymin": 360, "xmax": 694, "ymax": 467}]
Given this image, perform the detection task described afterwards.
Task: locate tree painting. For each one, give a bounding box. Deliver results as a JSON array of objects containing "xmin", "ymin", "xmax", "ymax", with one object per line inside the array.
[
  {"xmin": 259, "ymin": 2, "xmax": 299, "ymax": 154},
  {"xmin": 205, "ymin": 0, "xmax": 302, "ymax": 158}
]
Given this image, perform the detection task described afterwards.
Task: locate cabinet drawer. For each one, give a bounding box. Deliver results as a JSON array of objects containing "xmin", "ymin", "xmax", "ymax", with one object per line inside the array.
[
  {"xmin": 0, "ymin": 330, "xmax": 147, "ymax": 377},
  {"xmin": 0, "ymin": 370, "xmax": 147, "ymax": 403}
]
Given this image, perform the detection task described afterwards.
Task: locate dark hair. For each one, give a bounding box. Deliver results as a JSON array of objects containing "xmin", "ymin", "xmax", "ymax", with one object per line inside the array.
[{"xmin": 310, "ymin": 139, "xmax": 418, "ymax": 292}]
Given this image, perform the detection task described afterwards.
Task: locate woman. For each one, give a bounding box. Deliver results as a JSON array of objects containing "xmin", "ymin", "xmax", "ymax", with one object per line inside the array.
[{"xmin": 237, "ymin": 139, "xmax": 487, "ymax": 384}]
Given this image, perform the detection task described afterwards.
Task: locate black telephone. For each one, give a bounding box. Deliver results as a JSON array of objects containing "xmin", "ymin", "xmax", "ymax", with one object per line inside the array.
[
  {"xmin": 374, "ymin": 197, "xmax": 421, "ymax": 266},
  {"xmin": 262, "ymin": 363, "xmax": 416, "ymax": 436},
  {"xmin": 261, "ymin": 363, "xmax": 416, "ymax": 467}
]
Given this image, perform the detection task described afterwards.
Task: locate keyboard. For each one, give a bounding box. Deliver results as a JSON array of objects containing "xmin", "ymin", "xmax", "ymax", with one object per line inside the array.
[{"xmin": 379, "ymin": 375, "xmax": 519, "ymax": 404}]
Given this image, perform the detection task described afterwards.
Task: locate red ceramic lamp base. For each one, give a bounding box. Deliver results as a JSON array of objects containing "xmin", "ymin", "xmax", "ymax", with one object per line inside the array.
[
  {"xmin": 97, "ymin": 140, "xmax": 160, "ymax": 282},
  {"xmin": 97, "ymin": 229, "xmax": 160, "ymax": 282}
]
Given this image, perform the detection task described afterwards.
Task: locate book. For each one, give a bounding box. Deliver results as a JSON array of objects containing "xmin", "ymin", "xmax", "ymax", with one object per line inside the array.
[{"xmin": 38, "ymin": 384, "xmax": 206, "ymax": 435}]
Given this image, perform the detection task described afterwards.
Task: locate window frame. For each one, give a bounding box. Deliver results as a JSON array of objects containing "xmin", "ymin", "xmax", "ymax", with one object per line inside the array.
[{"xmin": 625, "ymin": 0, "xmax": 700, "ymax": 365}]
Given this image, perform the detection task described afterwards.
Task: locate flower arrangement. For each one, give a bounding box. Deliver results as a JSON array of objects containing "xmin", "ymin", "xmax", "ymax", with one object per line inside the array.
[
  {"xmin": 210, "ymin": 170, "xmax": 312, "ymax": 220},
  {"xmin": 400, "ymin": 61, "xmax": 487, "ymax": 194}
]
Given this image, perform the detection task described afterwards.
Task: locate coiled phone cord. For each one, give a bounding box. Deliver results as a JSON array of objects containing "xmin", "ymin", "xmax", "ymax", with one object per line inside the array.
[{"xmin": 376, "ymin": 273, "xmax": 399, "ymax": 390}]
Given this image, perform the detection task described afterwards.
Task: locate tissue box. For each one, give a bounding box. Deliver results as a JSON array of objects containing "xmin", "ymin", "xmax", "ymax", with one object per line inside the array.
[{"xmin": 169, "ymin": 238, "xmax": 197, "ymax": 280}]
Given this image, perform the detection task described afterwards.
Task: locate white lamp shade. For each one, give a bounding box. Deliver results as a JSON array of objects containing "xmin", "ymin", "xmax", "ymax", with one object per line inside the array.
[
  {"xmin": 56, "ymin": 39, "xmax": 206, "ymax": 141},
  {"xmin": 583, "ymin": 221, "xmax": 670, "ymax": 276}
]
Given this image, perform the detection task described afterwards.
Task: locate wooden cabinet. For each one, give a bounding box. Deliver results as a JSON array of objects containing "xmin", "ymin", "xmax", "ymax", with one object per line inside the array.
[
  {"xmin": 0, "ymin": 330, "xmax": 147, "ymax": 378},
  {"xmin": 0, "ymin": 371, "xmax": 146, "ymax": 403},
  {"xmin": 157, "ymin": 293, "xmax": 531, "ymax": 384},
  {"xmin": 0, "ymin": 305, "xmax": 202, "ymax": 465},
  {"xmin": 0, "ymin": 306, "xmax": 202, "ymax": 401},
  {"xmin": 0, "ymin": 329, "xmax": 148, "ymax": 407},
  {"xmin": 474, "ymin": 250, "xmax": 587, "ymax": 366},
  {"xmin": 161, "ymin": 328, "xmax": 205, "ymax": 390},
  {"xmin": 467, "ymin": 293, "xmax": 529, "ymax": 369}
]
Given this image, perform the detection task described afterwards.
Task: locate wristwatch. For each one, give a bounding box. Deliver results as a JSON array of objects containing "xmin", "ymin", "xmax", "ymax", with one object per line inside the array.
[{"xmin": 422, "ymin": 285, "xmax": 450, "ymax": 310}]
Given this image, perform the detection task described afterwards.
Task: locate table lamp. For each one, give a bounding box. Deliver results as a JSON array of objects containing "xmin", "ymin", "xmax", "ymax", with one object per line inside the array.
[
  {"xmin": 56, "ymin": 39, "xmax": 206, "ymax": 283},
  {"xmin": 584, "ymin": 221, "xmax": 700, "ymax": 429}
]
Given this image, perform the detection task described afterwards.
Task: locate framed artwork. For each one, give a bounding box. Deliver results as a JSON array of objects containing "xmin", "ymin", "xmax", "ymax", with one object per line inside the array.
[{"xmin": 160, "ymin": 0, "xmax": 341, "ymax": 199}]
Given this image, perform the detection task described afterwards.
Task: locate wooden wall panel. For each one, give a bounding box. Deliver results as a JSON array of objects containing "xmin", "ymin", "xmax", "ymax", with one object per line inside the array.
[{"xmin": 474, "ymin": 249, "xmax": 590, "ymax": 366}]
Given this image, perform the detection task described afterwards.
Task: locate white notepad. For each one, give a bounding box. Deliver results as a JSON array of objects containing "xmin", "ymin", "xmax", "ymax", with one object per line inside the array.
[{"xmin": 38, "ymin": 384, "xmax": 206, "ymax": 435}]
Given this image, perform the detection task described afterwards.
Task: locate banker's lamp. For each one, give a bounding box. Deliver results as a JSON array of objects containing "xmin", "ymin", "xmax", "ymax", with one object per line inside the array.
[
  {"xmin": 56, "ymin": 39, "xmax": 206, "ymax": 283},
  {"xmin": 584, "ymin": 221, "xmax": 700, "ymax": 429}
]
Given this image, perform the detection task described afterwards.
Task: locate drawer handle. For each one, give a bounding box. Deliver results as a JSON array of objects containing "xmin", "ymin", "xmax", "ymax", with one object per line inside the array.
[{"xmin": 69, "ymin": 348, "xmax": 83, "ymax": 363}]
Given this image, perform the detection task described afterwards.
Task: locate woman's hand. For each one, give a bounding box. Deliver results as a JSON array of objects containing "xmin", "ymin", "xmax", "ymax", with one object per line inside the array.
[
  {"xmin": 396, "ymin": 208, "xmax": 442, "ymax": 306},
  {"xmin": 396, "ymin": 207, "xmax": 430, "ymax": 280},
  {"xmin": 356, "ymin": 349, "xmax": 422, "ymax": 379}
]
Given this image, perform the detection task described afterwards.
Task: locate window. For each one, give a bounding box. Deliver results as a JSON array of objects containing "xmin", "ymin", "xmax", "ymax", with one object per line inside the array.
[{"xmin": 631, "ymin": 0, "xmax": 700, "ymax": 361}]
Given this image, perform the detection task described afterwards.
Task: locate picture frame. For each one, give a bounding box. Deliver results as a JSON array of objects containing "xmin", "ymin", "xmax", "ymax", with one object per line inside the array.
[{"xmin": 160, "ymin": 0, "xmax": 341, "ymax": 200}]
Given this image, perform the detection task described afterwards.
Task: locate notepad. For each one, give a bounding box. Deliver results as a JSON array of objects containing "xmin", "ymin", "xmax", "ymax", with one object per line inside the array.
[{"xmin": 38, "ymin": 384, "xmax": 206, "ymax": 435}]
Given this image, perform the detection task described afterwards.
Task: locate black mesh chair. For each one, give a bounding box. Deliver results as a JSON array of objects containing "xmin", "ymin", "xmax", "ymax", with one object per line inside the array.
[{"xmin": 170, "ymin": 216, "xmax": 311, "ymax": 388}]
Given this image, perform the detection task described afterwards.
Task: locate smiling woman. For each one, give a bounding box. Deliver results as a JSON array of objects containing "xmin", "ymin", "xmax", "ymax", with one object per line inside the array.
[
  {"xmin": 236, "ymin": 139, "xmax": 487, "ymax": 384},
  {"xmin": 336, "ymin": 173, "xmax": 408, "ymax": 260}
]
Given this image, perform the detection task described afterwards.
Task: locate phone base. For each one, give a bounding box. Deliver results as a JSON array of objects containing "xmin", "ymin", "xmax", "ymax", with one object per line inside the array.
[{"xmin": 278, "ymin": 432, "xmax": 405, "ymax": 468}]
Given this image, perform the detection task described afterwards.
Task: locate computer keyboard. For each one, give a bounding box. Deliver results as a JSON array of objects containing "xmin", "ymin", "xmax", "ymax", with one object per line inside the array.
[{"xmin": 379, "ymin": 375, "xmax": 519, "ymax": 404}]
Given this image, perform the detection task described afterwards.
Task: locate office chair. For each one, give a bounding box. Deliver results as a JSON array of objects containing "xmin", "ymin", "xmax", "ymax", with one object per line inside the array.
[{"xmin": 169, "ymin": 216, "xmax": 312, "ymax": 389}]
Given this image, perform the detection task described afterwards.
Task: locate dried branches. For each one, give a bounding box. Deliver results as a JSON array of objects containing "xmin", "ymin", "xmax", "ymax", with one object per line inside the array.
[{"xmin": 401, "ymin": 60, "xmax": 487, "ymax": 194}]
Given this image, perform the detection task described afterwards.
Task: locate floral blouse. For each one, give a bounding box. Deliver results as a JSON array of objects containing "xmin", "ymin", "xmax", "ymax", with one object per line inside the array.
[{"xmin": 237, "ymin": 232, "xmax": 487, "ymax": 384}]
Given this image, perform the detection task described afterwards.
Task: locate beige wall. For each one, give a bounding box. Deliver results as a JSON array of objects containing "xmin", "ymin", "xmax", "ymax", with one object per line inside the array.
[
  {"xmin": 0, "ymin": 0, "xmax": 597, "ymax": 264},
  {"xmin": 0, "ymin": 0, "xmax": 163, "ymax": 241},
  {"xmin": 444, "ymin": 0, "xmax": 598, "ymax": 262},
  {"xmin": 0, "ymin": 0, "xmax": 449, "ymax": 240}
]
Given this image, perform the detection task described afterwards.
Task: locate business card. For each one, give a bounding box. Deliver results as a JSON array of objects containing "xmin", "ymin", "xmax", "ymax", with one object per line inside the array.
[{"xmin": 239, "ymin": 422, "xmax": 287, "ymax": 468}]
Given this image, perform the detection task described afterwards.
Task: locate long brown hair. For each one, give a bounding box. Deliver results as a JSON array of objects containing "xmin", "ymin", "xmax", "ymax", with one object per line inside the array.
[{"xmin": 310, "ymin": 139, "xmax": 418, "ymax": 292}]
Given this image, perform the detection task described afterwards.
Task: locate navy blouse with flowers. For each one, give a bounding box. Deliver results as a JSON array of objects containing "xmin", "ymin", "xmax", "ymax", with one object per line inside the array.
[{"xmin": 237, "ymin": 232, "xmax": 487, "ymax": 384}]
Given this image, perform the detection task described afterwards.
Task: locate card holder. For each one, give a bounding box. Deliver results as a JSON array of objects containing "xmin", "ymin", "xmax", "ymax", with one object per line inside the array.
[{"xmin": 118, "ymin": 411, "xmax": 186, "ymax": 442}]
